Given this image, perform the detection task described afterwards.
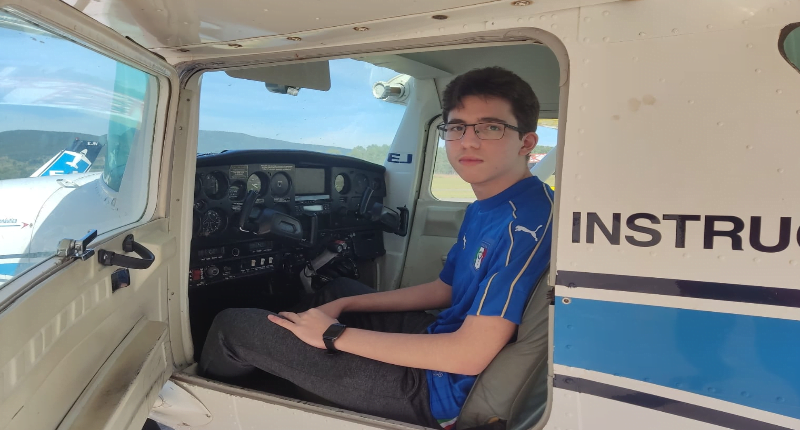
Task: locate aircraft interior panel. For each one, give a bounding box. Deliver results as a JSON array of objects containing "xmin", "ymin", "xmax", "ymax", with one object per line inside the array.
[{"xmin": 188, "ymin": 150, "xmax": 408, "ymax": 362}]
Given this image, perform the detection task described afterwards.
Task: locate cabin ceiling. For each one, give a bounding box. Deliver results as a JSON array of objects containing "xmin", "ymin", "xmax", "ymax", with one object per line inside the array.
[{"xmin": 61, "ymin": 0, "xmax": 506, "ymax": 49}]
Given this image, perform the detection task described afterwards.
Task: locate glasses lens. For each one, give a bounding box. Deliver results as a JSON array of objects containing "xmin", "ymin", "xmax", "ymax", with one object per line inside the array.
[
  {"xmin": 475, "ymin": 123, "xmax": 505, "ymax": 140},
  {"xmin": 441, "ymin": 124, "xmax": 465, "ymax": 141}
]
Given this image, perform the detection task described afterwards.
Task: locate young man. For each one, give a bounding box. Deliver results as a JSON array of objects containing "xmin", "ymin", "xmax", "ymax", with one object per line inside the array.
[{"xmin": 199, "ymin": 67, "xmax": 553, "ymax": 429}]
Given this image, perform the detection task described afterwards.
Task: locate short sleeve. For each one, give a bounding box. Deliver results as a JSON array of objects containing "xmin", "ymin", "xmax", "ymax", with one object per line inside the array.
[
  {"xmin": 439, "ymin": 241, "xmax": 459, "ymax": 286},
  {"xmin": 467, "ymin": 221, "xmax": 551, "ymax": 324},
  {"xmin": 439, "ymin": 204, "xmax": 472, "ymax": 286}
]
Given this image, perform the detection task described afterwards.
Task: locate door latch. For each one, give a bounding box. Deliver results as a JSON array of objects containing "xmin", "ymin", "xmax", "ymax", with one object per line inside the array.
[
  {"xmin": 56, "ymin": 229, "xmax": 98, "ymax": 261},
  {"xmin": 97, "ymin": 234, "xmax": 155, "ymax": 270}
]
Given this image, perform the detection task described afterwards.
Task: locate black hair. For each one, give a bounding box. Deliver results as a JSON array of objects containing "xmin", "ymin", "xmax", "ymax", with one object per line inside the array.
[{"xmin": 441, "ymin": 67, "xmax": 540, "ymax": 137}]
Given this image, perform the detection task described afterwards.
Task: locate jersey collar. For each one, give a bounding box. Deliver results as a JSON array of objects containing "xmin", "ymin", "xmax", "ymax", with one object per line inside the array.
[{"xmin": 474, "ymin": 176, "xmax": 543, "ymax": 213}]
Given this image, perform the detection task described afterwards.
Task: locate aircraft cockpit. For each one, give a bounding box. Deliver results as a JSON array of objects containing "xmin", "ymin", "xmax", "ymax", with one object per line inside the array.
[
  {"xmin": 185, "ymin": 45, "xmax": 561, "ymax": 413},
  {"xmin": 190, "ymin": 151, "xmax": 399, "ymax": 288},
  {"xmin": 188, "ymin": 149, "xmax": 407, "ymax": 360}
]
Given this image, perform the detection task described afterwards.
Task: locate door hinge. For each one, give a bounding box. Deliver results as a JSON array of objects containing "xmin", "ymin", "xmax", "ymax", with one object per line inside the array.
[{"xmin": 56, "ymin": 229, "xmax": 98, "ymax": 261}]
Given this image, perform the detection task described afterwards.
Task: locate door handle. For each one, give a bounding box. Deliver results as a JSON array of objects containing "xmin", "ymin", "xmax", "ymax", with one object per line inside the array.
[{"xmin": 97, "ymin": 234, "xmax": 155, "ymax": 270}]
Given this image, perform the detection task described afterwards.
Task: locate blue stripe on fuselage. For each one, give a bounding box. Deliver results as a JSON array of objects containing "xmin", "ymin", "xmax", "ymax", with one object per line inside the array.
[{"xmin": 554, "ymin": 298, "xmax": 800, "ymax": 419}]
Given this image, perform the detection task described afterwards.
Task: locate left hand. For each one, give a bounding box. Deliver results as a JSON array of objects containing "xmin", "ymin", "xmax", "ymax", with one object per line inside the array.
[{"xmin": 268, "ymin": 308, "xmax": 338, "ymax": 349}]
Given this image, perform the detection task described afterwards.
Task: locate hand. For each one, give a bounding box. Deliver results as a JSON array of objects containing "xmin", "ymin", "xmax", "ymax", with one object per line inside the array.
[
  {"xmin": 315, "ymin": 298, "xmax": 348, "ymax": 319},
  {"xmin": 268, "ymin": 308, "xmax": 338, "ymax": 349}
]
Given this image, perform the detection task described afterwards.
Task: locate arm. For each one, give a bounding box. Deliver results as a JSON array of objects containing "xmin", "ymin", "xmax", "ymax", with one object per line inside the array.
[
  {"xmin": 317, "ymin": 278, "xmax": 452, "ymax": 317},
  {"xmin": 337, "ymin": 314, "xmax": 515, "ymax": 375},
  {"xmin": 269, "ymin": 311, "xmax": 515, "ymax": 375}
]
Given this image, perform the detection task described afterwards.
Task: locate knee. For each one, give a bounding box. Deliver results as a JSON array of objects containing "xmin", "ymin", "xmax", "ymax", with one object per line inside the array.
[{"xmin": 208, "ymin": 308, "xmax": 270, "ymax": 345}]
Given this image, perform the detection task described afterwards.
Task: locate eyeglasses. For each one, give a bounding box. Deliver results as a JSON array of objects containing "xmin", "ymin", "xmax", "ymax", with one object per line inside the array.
[{"xmin": 437, "ymin": 122, "xmax": 521, "ymax": 141}]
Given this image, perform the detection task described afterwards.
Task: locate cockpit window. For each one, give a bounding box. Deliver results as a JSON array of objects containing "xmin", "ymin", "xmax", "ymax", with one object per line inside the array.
[
  {"xmin": 198, "ymin": 59, "xmax": 409, "ymax": 164},
  {"xmin": 781, "ymin": 24, "xmax": 800, "ymax": 72},
  {"xmin": 0, "ymin": 8, "xmax": 159, "ymax": 289}
]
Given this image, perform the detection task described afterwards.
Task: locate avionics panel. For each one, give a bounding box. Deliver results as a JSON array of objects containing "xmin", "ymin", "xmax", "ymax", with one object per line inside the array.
[{"xmin": 295, "ymin": 167, "xmax": 326, "ymax": 195}]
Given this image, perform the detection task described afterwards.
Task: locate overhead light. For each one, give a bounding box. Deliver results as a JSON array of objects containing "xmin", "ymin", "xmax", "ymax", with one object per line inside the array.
[
  {"xmin": 353, "ymin": 27, "xmax": 370, "ymax": 31},
  {"xmin": 511, "ymin": 0, "xmax": 533, "ymax": 5},
  {"xmin": 287, "ymin": 36, "xmax": 302, "ymax": 41}
]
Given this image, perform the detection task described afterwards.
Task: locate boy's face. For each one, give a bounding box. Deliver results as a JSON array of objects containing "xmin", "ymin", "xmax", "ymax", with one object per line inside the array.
[{"xmin": 445, "ymin": 95, "xmax": 538, "ymax": 189}]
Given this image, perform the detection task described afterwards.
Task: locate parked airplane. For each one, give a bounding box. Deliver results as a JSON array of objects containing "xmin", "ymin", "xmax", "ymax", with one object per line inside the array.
[{"xmin": 0, "ymin": 1, "xmax": 798, "ymax": 430}]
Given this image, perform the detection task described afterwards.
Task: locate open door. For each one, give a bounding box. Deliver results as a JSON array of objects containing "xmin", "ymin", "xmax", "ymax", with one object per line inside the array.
[{"xmin": 0, "ymin": 2, "xmax": 179, "ymax": 429}]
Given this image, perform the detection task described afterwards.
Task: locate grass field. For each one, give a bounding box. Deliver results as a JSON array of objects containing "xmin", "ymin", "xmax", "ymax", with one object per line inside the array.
[{"xmin": 430, "ymin": 174, "xmax": 476, "ymax": 201}]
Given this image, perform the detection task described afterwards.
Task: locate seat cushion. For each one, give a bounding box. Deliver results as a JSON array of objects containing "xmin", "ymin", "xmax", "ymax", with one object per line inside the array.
[{"xmin": 457, "ymin": 268, "xmax": 550, "ymax": 429}]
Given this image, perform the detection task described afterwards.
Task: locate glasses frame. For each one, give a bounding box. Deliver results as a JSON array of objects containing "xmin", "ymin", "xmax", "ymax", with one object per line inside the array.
[{"xmin": 437, "ymin": 122, "xmax": 522, "ymax": 141}]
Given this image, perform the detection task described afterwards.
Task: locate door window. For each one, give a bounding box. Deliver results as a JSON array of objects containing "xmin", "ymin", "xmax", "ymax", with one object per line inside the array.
[
  {"xmin": 430, "ymin": 119, "xmax": 558, "ymax": 201},
  {"xmin": 782, "ymin": 24, "xmax": 800, "ymax": 71},
  {"xmin": 0, "ymin": 9, "xmax": 159, "ymax": 288}
]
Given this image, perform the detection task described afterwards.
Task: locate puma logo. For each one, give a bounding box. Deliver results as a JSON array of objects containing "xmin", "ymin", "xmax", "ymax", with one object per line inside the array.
[{"xmin": 515, "ymin": 225, "xmax": 543, "ymax": 242}]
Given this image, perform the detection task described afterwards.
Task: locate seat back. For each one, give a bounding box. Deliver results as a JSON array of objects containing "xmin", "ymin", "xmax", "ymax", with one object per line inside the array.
[{"xmin": 457, "ymin": 268, "xmax": 550, "ymax": 429}]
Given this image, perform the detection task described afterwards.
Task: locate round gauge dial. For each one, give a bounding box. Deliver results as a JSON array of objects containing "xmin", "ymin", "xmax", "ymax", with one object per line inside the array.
[
  {"xmin": 247, "ymin": 172, "xmax": 269, "ymax": 196},
  {"xmin": 334, "ymin": 173, "xmax": 350, "ymax": 194},
  {"xmin": 201, "ymin": 209, "xmax": 226, "ymax": 236},
  {"xmin": 203, "ymin": 171, "xmax": 228, "ymax": 200},
  {"xmin": 354, "ymin": 173, "xmax": 369, "ymax": 194},
  {"xmin": 228, "ymin": 181, "xmax": 246, "ymax": 201},
  {"xmin": 271, "ymin": 172, "xmax": 291, "ymax": 197}
]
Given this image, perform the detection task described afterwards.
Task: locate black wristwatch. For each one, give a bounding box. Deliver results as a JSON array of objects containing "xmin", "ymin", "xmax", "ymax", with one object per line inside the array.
[{"xmin": 322, "ymin": 323, "xmax": 347, "ymax": 354}]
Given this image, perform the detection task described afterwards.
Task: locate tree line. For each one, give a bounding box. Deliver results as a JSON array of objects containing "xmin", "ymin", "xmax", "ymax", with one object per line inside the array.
[{"xmin": 346, "ymin": 144, "xmax": 554, "ymax": 174}]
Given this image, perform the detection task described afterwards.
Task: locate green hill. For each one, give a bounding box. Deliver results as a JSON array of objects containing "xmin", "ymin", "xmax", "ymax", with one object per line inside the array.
[
  {"xmin": 0, "ymin": 130, "xmax": 358, "ymax": 180},
  {"xmin": 0, "ymin": 129, "xmax": 551, "ymax": 181},
  {"xmin": 0, "ymin": 130, "xmax": 107, "ymax": 180},
  {"xmin": 197, "ymin": 130, "xmax": 350, "ymax": 155}
]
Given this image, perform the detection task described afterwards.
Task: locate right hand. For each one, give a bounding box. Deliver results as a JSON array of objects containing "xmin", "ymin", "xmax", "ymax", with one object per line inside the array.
[{"xmin": 315, "ymin": 298, "xmax": 348, "ymax": 319}]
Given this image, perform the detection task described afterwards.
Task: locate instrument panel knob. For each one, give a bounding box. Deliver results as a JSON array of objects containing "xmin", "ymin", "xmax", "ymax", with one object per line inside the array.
[{"xmin": 206, "ymin": 265, "xmax": 220, "ymax": 277}]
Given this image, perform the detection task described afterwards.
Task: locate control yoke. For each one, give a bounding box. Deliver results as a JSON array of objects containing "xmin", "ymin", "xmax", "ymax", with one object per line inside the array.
[
  {"xmin": 358, "ymin": 187, "xmax": 409, "ymax": 237},
  {"xmin": 239, "ymin": 191, "xmax": 304, "ymax": 241}
]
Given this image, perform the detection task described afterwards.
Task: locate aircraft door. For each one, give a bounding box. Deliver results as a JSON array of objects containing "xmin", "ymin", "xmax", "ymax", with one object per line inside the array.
[{"xmin": 0, "ymin": 2, "xmax": 180, "ymax": 429}]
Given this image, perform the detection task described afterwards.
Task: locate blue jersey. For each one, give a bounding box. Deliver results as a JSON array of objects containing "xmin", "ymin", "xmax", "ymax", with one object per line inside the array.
[{"xmin": 426, "ymin": 176, "xmax": 554, "ymax": 429}]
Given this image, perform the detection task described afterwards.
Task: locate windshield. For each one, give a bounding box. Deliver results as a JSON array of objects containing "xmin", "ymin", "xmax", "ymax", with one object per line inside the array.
[{"xmin": 198, "ymin": 59, "xmax": 408, "ymax": 164}]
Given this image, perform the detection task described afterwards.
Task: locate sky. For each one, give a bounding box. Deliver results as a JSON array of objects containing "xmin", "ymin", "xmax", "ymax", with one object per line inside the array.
[
  {"xmin": 198, "ymin": 58, "xmax": 558, "ymax": 152},
  {"xmin": 0, "ymin": 12, "xmax": 559, "ymax": 154},
  {"xmin": 198, "ymin": 59, "xmax": 408, "ymax": 152},
  {"xmin": 0, "ymin": 12, "xmax": 149, "ymax": 135}
]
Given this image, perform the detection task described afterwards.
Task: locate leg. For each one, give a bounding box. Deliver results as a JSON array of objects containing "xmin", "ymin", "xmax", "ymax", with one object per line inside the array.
[{"xmin": 199, "ymin": 308, "xmax": 439, "ymax": 427}]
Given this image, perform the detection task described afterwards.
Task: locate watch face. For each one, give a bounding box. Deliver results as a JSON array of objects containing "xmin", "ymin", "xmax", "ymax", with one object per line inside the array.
[
  {"xmin": 323, "ymin": 323, "xmax": 346, "ymax": 353},
  {"xmin": 323, "ymin": 323, "xmax": 347, "ymax": 339}
]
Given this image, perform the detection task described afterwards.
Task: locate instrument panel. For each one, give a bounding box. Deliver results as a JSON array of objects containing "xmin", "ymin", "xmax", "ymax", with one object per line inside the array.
[{"xmin": 190, "ymin": 150, "xmax": 388, "ymax": 287}]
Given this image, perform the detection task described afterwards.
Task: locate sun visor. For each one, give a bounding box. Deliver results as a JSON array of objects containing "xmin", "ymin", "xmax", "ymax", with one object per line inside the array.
[
  {"xmin": 354, "ymin": 55, "xmax": 452, "ymax": 80},
  {"xmin": 225, "ymin": 61, "xmax": 332, "ymax": 91}
]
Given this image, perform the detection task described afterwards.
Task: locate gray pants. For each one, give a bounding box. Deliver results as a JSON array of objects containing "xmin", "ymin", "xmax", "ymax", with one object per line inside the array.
[{"xmin": 199, "ymin": 277, "xmax": 441, "ymax": 427}]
